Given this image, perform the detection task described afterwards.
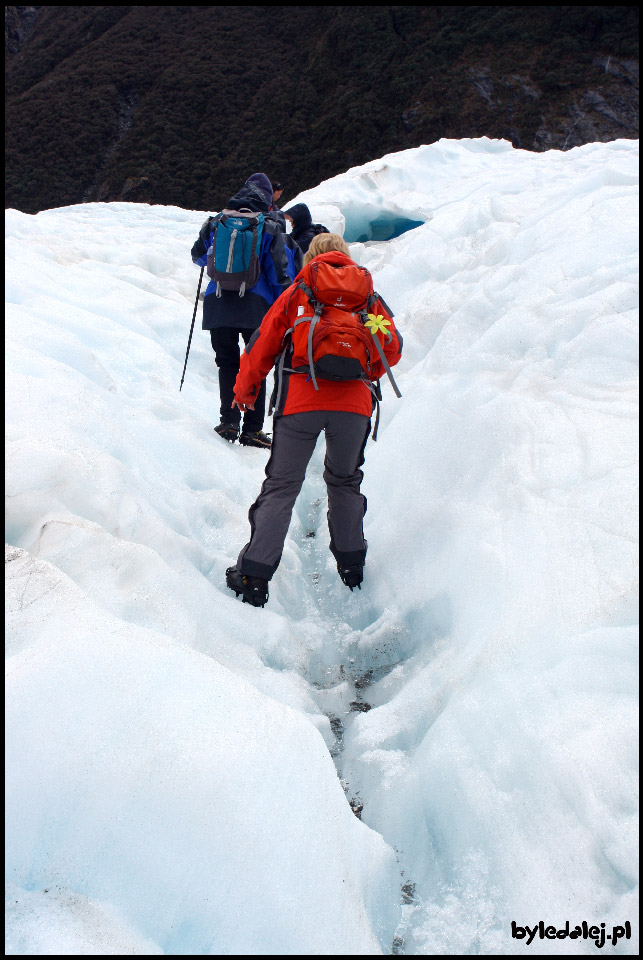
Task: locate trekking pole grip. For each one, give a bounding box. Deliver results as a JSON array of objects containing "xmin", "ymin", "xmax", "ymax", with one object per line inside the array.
[{"xmin": 180, "ymin": 266, "xmax": 204, "ymax": 391}]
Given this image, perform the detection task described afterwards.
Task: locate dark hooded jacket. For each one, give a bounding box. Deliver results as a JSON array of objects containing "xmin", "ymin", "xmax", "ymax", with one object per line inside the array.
[
  {"xmin": 284, "ymin": 203, "xmax": 330, "ymax": 254},
  {"xmin": 191, "ymin": 175, "xmax": 293, "ymax": 330}
]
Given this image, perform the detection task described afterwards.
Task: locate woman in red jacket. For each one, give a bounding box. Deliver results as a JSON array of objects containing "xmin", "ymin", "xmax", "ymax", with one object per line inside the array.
[{"xmin": 226, "ymin": 233, "xmax": 403, "ymax": 607}]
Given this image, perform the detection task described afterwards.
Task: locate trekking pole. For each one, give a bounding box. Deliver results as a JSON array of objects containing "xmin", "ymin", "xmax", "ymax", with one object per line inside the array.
[{"xmin": 180, "ymin": 266, "xmax": 204, "ymax": 391}]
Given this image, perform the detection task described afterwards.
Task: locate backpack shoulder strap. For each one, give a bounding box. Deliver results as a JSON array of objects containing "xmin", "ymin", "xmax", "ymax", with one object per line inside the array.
[
  {"xmin": 359, "ymin": 299, "xmax": 402, "ymax": 399},
  {"xmin": 297, "ymin": 279, "xmax": 316, "ymax": 304},
  {"xmin": 370, "ymin": 290, "xmax": 394, "ymax": 317},
  {"xmin": 293, "ymin": 280, "xmax": 324, "ymax": 390},
  {"xmin": 269, "ymin": 285, "xmax": 325, "ymax": 412}
]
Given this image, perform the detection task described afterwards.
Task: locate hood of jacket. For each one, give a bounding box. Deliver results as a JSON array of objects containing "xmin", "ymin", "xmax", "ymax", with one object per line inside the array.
[
  {"xmin": 227, "ymin": 174, "xmax": 272, "ymax": 214},
  {"xmin": 284, "ymin": 202, "xmax": 313, "ymax": 233},
  {"xmin": 245, "ymin": 172, "xmax": 273, "ymax": 201}
]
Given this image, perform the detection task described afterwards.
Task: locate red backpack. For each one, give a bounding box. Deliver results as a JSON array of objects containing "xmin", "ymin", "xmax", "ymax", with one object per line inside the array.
[
  {"xmin": 289, "ymin": 259, "xmax": 378, "ymax": 387},
  {"xmin": 271, "ymin": 259, "xmax": 402, "ymax": 437}
]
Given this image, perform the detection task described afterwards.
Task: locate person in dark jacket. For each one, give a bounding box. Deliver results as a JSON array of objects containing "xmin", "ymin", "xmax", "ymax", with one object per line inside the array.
[
  {"xmin": 191, "ymin": 173, "xmax": 296, "ymax": 448},
  {"xmin": 283, "ymin": 202, "xmax": 330, "ymax": 255}
]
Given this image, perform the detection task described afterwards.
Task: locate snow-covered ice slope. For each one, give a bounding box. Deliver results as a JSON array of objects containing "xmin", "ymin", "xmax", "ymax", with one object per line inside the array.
[{"xmin": 5, "ymin": 137, "xmax": 638, "ymax": 955}]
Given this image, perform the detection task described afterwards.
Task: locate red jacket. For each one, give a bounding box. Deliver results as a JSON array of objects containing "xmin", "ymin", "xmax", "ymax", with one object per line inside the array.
[{"xmin": 234, "ymin": 251, "xmax": 403, "ymax": 418}]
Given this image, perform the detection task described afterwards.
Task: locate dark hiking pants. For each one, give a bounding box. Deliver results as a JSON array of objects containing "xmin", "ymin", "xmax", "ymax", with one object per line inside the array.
[
  {"xmin": 237, "ymin": 410, "xmax": 371, "ymax": 581},
  {"xmin": 210, "ymin": 327, "xmax": 266, "ymax": 433}
]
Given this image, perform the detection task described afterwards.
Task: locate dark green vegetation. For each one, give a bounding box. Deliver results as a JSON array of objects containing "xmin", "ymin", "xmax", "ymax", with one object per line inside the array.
[{"xmin": 5, "ymin": 5, "xmax": 639, "ymax": 214}]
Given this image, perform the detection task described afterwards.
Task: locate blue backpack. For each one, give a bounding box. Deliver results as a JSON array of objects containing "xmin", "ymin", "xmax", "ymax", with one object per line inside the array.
[{"xmin": 207, "ymin": 208, "xmax": 265, "ymax": 297}]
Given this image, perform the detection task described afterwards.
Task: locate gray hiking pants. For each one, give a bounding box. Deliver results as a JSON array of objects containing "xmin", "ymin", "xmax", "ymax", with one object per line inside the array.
[{"xmin": 237, "ymin": 410, "xmax": 371, "ymax": 580}]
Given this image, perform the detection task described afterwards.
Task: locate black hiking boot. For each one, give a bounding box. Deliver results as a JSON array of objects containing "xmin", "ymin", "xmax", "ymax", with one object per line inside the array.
[
  {"xmin": 214, "ymin": 421, "xmax": 240, "ymax": 443},
  {"xmin": 226, "ymin": 566, "xmax": 269, "ymax": 608},
  {"xmin": 337, "ymin": 563, "xmax": 364, "ymax": 591},
  {"xmin": 239, "ymin": 430, "xmax": 272, "ymax": 449}
]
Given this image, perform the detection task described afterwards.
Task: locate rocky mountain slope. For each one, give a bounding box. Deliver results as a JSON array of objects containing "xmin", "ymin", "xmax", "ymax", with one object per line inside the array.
[{"xmin": 5, "ymin": 5, "xmax": 639, "ymax": 213}]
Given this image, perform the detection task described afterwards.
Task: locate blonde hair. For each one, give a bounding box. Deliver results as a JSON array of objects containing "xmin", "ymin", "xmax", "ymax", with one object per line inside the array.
[{"xmin": 303, "ymin": 232, "xmax": 351, "ymax": 266}]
